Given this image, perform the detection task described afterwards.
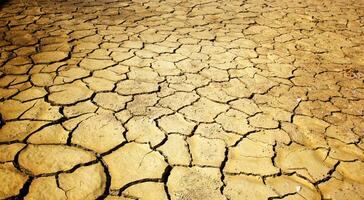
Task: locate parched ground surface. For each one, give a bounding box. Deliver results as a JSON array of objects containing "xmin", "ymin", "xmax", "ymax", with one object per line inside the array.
[{"xmin": 0, "ymin": 0, "xmax": 363, "ymax": 199}]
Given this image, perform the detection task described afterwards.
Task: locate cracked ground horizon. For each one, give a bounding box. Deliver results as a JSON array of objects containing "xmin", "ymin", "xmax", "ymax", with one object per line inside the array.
[{"xmin": 0, "ymin": 0, "xmax": 363, "ymax": 199}]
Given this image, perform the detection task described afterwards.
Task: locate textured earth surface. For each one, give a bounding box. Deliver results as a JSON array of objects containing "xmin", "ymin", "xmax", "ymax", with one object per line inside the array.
[{"xmin": 0, "ymin": 0, "xmax": 364, "ymax": 199}]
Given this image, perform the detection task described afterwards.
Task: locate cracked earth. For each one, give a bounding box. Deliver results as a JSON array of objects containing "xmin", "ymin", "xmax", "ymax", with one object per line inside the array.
[{"xmin": 0, "ymin": 0, "xmax": 363, "ymax": 199}]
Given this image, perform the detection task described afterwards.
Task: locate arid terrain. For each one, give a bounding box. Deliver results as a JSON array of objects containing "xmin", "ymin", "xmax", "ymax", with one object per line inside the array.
[{"xmin": 0, "ymin": 0, "xmax": 363, "ymax": 199}]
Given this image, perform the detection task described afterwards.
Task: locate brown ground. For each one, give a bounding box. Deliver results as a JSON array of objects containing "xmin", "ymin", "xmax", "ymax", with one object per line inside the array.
[{"xmin": 0, "ymin": 0, "xmax": 364, "ymax": 199}]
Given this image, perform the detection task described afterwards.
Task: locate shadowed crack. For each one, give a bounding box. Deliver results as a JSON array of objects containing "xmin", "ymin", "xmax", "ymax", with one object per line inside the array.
[
  {"xmin": 0, "ymin": 113, "xmax": 5, "ymax": 128},
  {"xmin": 219, "ymin": 146, "xmax": 228, "ymax": 195},
  {"xmin": 161, "ymin": 165, "xmax": 172, "ymax": 200},
  {"xmin": 96, "ymin": 159, "xmax": 112, "ymax": 200}
]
